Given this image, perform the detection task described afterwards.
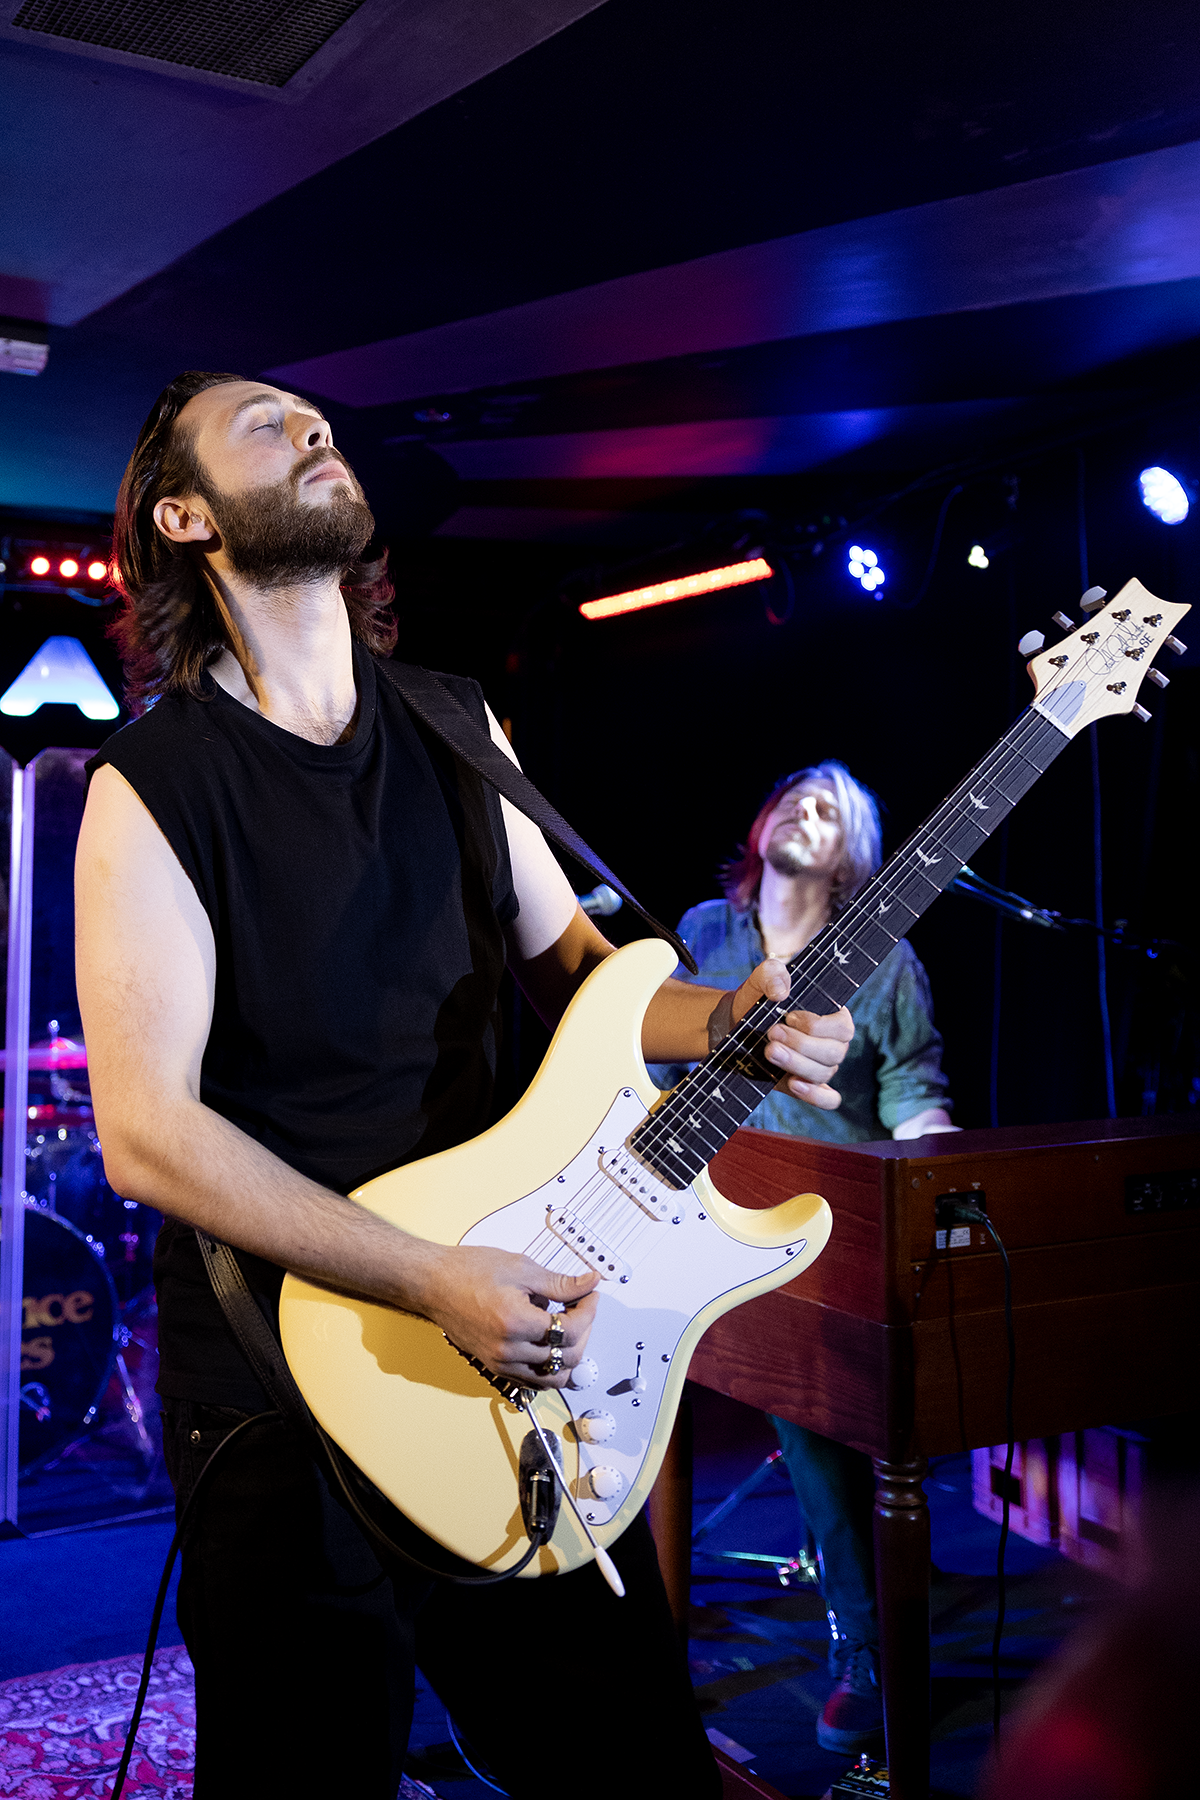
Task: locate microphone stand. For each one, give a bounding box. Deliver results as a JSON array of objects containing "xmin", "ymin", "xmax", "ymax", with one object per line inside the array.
[{"xmin": 950, "ymin": 868, "xmax": 1179, "ymax": 960}]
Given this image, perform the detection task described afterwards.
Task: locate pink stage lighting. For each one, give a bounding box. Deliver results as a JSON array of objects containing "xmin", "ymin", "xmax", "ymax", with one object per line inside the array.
[
  {"xmin": 87, "ymin": 560, "xmax": 108, "ymax": 581},
  {"xmin": 59, "ymin": 558, "xmax": 80, "ymax": 579},
  {"xmin": 30, "ymin": 556, "xmax": 51, "ymax": 576}
]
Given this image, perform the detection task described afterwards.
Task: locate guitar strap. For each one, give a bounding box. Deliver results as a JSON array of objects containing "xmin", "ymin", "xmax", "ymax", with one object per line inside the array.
[{"xmin": 376, "ymin": 658, "xmax": 697, "ymax": 975}]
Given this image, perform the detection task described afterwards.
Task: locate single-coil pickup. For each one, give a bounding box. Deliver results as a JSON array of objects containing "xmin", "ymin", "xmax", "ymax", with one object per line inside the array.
[
  {"xmin": 546, "ymin": 1208, "xmax": 630, "ymax": 1280},
  {"xmin": 600, "ymin": 1148, "xmax": 674, "ymax": 1220}
]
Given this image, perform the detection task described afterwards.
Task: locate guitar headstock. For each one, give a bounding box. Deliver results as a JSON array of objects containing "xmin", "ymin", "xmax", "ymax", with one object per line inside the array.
[{"xmin": 1027, "ymin": 578, "xmax": 1189, "ymax": 737}]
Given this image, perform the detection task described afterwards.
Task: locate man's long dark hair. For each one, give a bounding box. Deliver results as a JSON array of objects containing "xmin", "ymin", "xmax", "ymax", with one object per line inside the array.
[{"xmin": 110, "ymin": 371, "xmax": 397, "ymax": 714}]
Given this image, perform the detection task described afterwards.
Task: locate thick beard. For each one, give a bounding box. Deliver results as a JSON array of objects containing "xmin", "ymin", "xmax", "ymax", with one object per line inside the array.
[{"xmin": 202, "ymin": 456, "xmax": 375, "ymax": 589}]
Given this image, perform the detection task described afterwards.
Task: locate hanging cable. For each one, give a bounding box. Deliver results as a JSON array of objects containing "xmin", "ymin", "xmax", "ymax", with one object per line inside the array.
[
  {"xmin": 939, "ymin": 1202, "xmax": 1015, "ymax": 1742},
  {"xmin": 1077, "ymin": 451, "xmax": 1117, "ymax": 1116},
  {"xmin": 894, "ymin": 484, "xmax": 964, "ymax": 610}
]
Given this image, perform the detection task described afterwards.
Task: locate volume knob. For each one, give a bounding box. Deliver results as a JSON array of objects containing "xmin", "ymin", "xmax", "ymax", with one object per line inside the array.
[
  {"xmin": 576, "ymin": 1409, "xmax": 616, "ymax": 1444},
  {"xmin": 567, "ymin": 1357, "xmax": 599, "ymax": 1392},
  {"xmin": 585, "ymin": 1466, "xmax": 625, "ymax": 1502}
]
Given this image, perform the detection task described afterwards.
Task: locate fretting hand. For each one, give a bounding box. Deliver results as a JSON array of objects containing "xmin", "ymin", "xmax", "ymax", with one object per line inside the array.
[{"xmin": 732, "ymin": 957, "xmax": 854, "ymax": 1110}]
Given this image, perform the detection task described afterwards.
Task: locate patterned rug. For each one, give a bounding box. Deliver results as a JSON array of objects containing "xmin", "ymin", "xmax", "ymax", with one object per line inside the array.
[
  {"xmin": 0, "ymin": 1648, "xmax": 439, "ymax": 1798},
  {"xmin": 0, "ymin": 1645, "xmax": 194, "ymax": 1798}
]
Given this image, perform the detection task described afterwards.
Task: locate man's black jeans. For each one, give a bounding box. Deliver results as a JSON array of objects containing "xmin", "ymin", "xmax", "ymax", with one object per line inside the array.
[{"xmin": 161, "ymin": 1398, "xmax": 719, "ymax": 1798}]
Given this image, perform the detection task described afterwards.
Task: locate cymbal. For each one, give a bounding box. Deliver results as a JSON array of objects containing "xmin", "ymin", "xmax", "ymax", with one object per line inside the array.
[{"xmin": 0, "ymin": 1035, "xmax": 88, "ymax": 1070}]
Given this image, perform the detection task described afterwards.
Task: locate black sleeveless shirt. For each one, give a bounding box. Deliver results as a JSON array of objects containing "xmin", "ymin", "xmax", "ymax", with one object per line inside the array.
[{"xmin": 88, "ymin": 644, "xmax": 517, "ymax": 1406}]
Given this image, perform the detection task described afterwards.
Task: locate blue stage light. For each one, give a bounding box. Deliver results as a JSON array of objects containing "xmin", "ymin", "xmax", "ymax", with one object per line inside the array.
[
  {"xmin": 1138, "ymin": 466, "xmax": 1189, "ymax": 525},
  {"xmin": 847, "ymin": 545, "xmax": 885, "ymax": 592}
]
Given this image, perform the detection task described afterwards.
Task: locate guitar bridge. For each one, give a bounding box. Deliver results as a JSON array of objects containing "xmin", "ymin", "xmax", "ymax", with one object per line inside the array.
[{"xmin": 546, "ymin": 1207, "xmax": 630, "ymax": 1281}]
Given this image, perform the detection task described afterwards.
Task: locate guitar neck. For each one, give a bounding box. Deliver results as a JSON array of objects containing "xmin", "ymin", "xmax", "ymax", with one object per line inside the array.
[{"xmin": 632, "ymin": 705, "xmax": 1070, "ymax": 1187}]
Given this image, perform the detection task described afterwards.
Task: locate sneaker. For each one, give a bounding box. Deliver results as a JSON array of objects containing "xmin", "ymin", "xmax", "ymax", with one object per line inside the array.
[{"xmin": 816, "ymin": 1643, "xmax": 885, "ymax": 1753}]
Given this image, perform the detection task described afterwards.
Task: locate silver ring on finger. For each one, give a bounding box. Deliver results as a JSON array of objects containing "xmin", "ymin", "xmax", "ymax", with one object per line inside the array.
[{"xmin": 544, "ymin": 1315, "xmax": 566, "ymax": 1350}]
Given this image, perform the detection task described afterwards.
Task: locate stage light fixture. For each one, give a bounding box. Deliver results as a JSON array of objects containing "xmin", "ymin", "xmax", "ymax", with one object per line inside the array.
[
  {"xmin": 967, "ymin": 544, "xmax": 990, "ymax": 568},
  {"xmin": 578, "ymin": 556, "xmax": 773, "ymax": 621},
  {"xmin": 30, "ymin": 555, "xmax": 50, "ymax": 576},
  {"xmin": 87, "ymin": 560, "xmax": 108, "ymax": 582},
  {"xmin": 847, "ymin": 545, "xmax": 885, "ymax": 592},
  {"xmin": 1138, "ymin": 466, "xmax": 1189, "ymax": 524},
  {"xmin": 59, "ymin": 558, "xmax": 79, "ymax": 579}
]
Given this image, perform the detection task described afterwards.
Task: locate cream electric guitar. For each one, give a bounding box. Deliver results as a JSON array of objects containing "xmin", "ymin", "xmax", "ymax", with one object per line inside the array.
[{"xmin": 279, "ymin": 580, "xmax": 1187, "ymax": 1580}]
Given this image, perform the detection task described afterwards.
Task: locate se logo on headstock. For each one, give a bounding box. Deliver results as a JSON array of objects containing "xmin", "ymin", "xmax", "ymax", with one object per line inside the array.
[{"xmin": 1023, "ymin": 578, "xmax": 1189, "ymax": 737}]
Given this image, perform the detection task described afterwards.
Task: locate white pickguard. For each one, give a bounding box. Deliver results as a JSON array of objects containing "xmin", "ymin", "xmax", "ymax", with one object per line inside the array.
[{"xmin": 460, "ymin": 1087, "xmax": 807, "ymax": 1526}]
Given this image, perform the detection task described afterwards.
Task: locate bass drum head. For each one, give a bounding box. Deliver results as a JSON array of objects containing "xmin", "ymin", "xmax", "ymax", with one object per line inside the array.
[{"xmin": 20, "ymin": 1206, "xmax": 118, "ymax": 1469}]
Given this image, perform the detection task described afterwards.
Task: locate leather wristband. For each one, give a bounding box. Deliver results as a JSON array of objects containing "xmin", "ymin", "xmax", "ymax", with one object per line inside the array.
[{"xmin": 706, "ymin": 990, "xmax": 737, "ymax": 1053}]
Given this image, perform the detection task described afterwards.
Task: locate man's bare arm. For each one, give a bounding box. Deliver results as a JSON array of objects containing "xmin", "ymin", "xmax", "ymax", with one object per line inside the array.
[{"xmin": 75, "ymin": 764, "xmax": 597, "ymax": 1387}]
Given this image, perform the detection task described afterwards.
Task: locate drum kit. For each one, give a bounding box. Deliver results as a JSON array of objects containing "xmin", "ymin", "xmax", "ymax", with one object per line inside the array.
[{"xmin": 6, "ymin": 1024, "xmax": 162, "ymax": 1471}]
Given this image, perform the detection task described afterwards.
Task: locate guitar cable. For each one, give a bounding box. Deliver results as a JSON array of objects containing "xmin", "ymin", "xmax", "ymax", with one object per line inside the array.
[
  {"xmin": 938, "ymin": 1199, "xmax": 1016, "ymax": 1743},
  {"xmin": 108, "ymin": 1410, "xmax": 282, "ymax": 1800},
  {"xmin": 521, "ymin": 1388, "xmax": 626, "ymax": 1597},
  {"xmin": 107, "ymin": 1401, "xmax": 562, "ymax": 1800}
]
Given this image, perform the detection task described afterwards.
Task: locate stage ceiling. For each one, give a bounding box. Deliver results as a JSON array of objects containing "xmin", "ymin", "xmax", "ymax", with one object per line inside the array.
[{"xmin": 4, "ymin": 0, "xmax": 1200, "ymax": 530}]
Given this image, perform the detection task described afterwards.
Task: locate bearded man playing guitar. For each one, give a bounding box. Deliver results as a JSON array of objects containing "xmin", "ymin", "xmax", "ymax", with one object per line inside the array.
[{"xmin": 75, "ymin": 372, "xmax": 854, "ymax": 1800}]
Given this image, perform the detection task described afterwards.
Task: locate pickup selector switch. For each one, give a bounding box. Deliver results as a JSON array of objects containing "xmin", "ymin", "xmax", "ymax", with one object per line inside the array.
[
  {"xmin": 576, "ymin": 1409, "xmax": 616, "ymax": 1444},
  {"xmin": 585, "ymin": 1466, "xmax": 625, "ymax": 1501},
  {"xmin": 567, "ymin": 1357, "xmax": 599, "ymax": 1392}
]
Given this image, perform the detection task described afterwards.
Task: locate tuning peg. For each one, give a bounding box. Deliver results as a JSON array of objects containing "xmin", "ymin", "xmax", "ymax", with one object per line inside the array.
[
  {"xmin": 1051, "ymin": 610, "xmax": 1074, "ymax": 630},
  {"xmin": 1018, "ymin": 629, "xmax": 1045, "ymax": 656},
  {"xmin": 1080, "ymin": 586, "xmax": 1107, "ymax": 612},
  {"xmin": 1164, "ymin": 634, "xmax": 1187, "ymax": 655},
  {"xmin": 1132, "ymin": 703, "xmax": 1152, "ymax": 722},
  {"xmin": 1147, "ymin": 668, "xmax": 1170, "ymax": 689}
]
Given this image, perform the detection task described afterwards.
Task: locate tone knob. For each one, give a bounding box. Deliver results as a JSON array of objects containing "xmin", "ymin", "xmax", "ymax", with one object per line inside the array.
[
  {"xmin": 585, "ymin": 1466, "xmax": 625, "ymax": 1501},
  {"xmin": 567, "ymin": 1357, "xmax": 598, "ymax": 1391},
  {"xmin": 576, "ymin": 1409, "xmax": 616, "ymax": 1444}
]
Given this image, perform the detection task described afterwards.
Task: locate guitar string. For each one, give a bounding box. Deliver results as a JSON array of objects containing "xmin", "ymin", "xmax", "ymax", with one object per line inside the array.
[
  {"xmin": 634, "ymin": 705, "xmax": 1063, "ymax": 1168},
  {"xmin": 518, "ymin": 614, "xmax": 1148, "ymax": 1281},
  {"xmin": 522, "ymin": 707, "xmax": 1065, "ymax": 1279},
  {"xmin": 649, "ymin": 604, "xmax": 1164, "ymax": 1168},
  {"xmin": 520, "ymin": 709, "xmax": 1057, "ymax": 1274}
]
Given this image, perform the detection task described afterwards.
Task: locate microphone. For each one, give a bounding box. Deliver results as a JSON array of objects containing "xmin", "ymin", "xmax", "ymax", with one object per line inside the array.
[{"xmin": 578, "ymin": 883, "xmax": 623, "ymax": 918}]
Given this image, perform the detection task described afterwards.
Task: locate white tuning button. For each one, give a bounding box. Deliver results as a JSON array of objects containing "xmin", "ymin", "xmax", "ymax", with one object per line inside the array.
[
  {"xmin": 1017, "ymin": 630, "xmax": 1045, "ymax": 656},
  {"xmin": 576, "ymin": 1409, "xmax": 616, "ymax": 1444},
  {"xmin": 1165, "ymin": 635, "xmax": 1187, "ymax": 655},
  {"xmin": 1132, "ymin": 703, "xmax": 1152, "ymax": 723},
  {"xmin": 1147, "ymin": 668, "xmax": 1170, "ymax": 689},
  {"xmin": 1080, "ymin": 586, "xmax": 1108, "ymax": 612},
  {"xmin": 585, "ymin": 1466, "xmax": 625, "ymax": 1501},
  {"xmin": 1051, "ymin": 610, "xmax": 1074, "ymax": 630},
  {"xmin": 567, "ymin": 1357, "xmax": 598, "ymax": 1391}
]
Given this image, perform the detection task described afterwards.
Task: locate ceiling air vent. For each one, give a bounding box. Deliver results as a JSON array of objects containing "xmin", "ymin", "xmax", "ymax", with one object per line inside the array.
[{"xmin": 11, "ymin": 0, "xmax": 368, "ymax": 87}]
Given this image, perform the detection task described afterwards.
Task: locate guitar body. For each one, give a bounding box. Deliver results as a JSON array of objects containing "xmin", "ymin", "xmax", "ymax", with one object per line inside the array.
[{"xmin": 279, "ymin": 937, "xmax": 830, "ymax": 1576}]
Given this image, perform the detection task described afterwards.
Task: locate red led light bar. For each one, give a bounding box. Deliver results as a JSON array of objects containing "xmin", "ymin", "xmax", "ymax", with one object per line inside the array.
[{"xmin": 578, "ymin": 556, "xmax": 773, "ymax": 621}]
